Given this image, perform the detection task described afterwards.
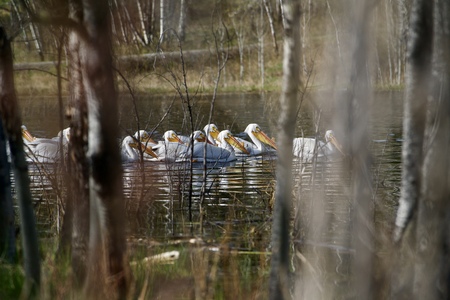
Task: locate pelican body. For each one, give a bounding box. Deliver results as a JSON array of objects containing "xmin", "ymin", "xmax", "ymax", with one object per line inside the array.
[
  {"xmin": 293, "ymin": 130, "xmax": 343, "ymax": 161},
  {"xmin": 181, "ymin": 130, "xmax": 248, "ymax": 163},
  {"xmin": 21, "ymin": 125, "xmax": 70, "ymax": 163},
  {"xmin": 238, "ymin": 123, "xmax": 277, "ymax": 156}
]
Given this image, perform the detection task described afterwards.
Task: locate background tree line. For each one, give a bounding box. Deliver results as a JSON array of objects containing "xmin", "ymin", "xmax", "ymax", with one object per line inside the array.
[{"xmin": 0, "ymin": 0, "xmax": 410, "ymax": 91}]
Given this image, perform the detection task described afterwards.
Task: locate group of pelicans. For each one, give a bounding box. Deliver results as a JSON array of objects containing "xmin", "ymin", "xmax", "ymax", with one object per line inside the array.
[{"xmin": 20, "ymin": 123, "xmax": 344, "ymax": 164}]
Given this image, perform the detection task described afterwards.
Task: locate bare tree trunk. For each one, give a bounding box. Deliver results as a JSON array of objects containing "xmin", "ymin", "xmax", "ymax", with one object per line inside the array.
[
  {"xmin": 263, "ymin": 0, "xmax": 278, "ymax": 52},
  {"xmin": 0, "ymin": 26, "xmax": 40, "ymax": 295},
  {"xmin": 390, "ymin": 1, "xmax": 432, "ymax": 298},
  {"xmin": 0, "ymin": 120, "xmax": 15, "ymax": 263},
  {"xmin": 81, "ymin": 1, "xmax": 130, "ymax": 298},
  {"xmin": 160, "ymin": 0, "xmax": 165, "ymax": 41},
  {"xmin": 258, "ymin": 0, "xmax": 265, "ymax": 89},
  {"xmin": 137, "ymin": 0, "xmax": 149, "ymax": 44},
  {"xmin": 413, "ymin": 0, "xmax": 450, "ymax": 298},
  {"xmin": 396, "ymin": 0, "xmax": 408, "ymax": 85},
  {"xmin": 177, "ymin": 0, "xmax": 186, "ymax": 41},
  {"xmin": 345, "ymin": 2, "xmax": 374, "ymax": 298},
  {"xmin": 269, "ymin": 0, "xmax": 301, "ymax": 299},
  {"xmin": 393, "ymin": 0, "xmax": 432, "ymax": 243},
  {"xmin": 58, "ymin": 0, "xmax": 91, "ymax": 287}
]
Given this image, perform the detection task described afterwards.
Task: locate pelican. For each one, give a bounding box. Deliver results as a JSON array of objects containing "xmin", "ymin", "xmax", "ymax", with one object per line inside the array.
[
  {"xmin": 21, "ymin": 125, "xmax": 70, "ymax": 163},
  {"xmin": 22, "ymin": 125, "xmax": 70, "ymax": 147},
  {"xmin": 293, "ymin": 130, "xmax": 344, "ymax": 161},
  {"xmin": 121, "ymin": 131, "xmax": 159, "ymax": 162},
  {"xmin": 181, "ymin": 130, "xmax": 248, "ymax": 163},
  {"xmin": 149, "ymin": 130, "xmax": 186, "ymax": 162},
  {"xmin": 237, "ymin": 123, "xmax": 277, "ymax": 156},
  {"xmin": 203, "ymin": 124, "xmax": 220, "ymax": 145}
]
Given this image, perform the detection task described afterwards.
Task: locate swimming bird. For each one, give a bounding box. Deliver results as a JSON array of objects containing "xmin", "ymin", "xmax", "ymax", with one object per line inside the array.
[
  {"xmin": 121, "ymin": 131, "xmax": 159, "ymax": 162},
  {"xmin": 293, "ymin": 130, "xmax": 344, "ymax": 161},
  {"xmin": 181, "ymin": 130, "xmax": 248, "ymax": 163},
  {"xmin": 203, "ymin": 124, "xmax": 220, "ymax": 145},
  {"xmin": 238, "ymin": 123, "xmax": 277, "ymax": 156},
  {"xmin": 21, "ymin": 125, "xmax": 70, "ymax": 163},
  {"xmin": 150, "ymin": 130, "xmax": 187, "ymax": 162}
]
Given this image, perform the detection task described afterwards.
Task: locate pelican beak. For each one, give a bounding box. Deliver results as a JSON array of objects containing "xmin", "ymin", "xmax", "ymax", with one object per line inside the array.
[
  {"xmin": 225, "ymin": 133, "xmax": 250, "ymax": 154},
  {"xmin": 210, "ymin": 127, "xmax": 220, "ymax": 140},
  {"xmin": 141, "ymin": 136, "xmax": 157, "ymax": 146},
  {"xmin": 130, "ymin": 142, "xmax": 159, "ymax": 159},
  {"xmin": 143, "ymin": 145, "xmax": 159, "ymax": 159},
  {"xmin": 253, "ymin": 129, "xmax": 277, "ymax": 150},
  {"xmin": 168, "ymin": 133, "xmax": 184, "ymax": 144},
  {"xmin": 329, "ymin": 135, "xmax": 345, "ymax": 156},
  {"xmin": 21, "ymin": 127, "xmax": 36, "ymax": 142}
]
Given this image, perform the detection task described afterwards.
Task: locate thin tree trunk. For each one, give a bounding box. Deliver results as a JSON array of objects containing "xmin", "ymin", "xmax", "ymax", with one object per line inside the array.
[
  {"xmin": 160, "ymin": 0, "xmax": 165, "ymax": 41},
  {"xmin": 137, "ymin": 0, "xmax": 149, "ymax": 44},
  {"xmin": 413, "ymin": 0, "xmax": 450, "ymax": 298},
  {"xmin": 0, "ymin": 120, "xmax": 15, "ymax": 263},
  {"xmin": 396, "ymin": 0, "xmax": 408, "ymax": 85},
  {"xmin": 177, "ymin": 0, "xmax": 186, "ymax": 41},
  {"xmin": 0, "ymin": 26, "xmax": 40, "ymax": 295},
  {"xmin": 263, "ymin": 0, "xmax": 278, "ymax": 52},
  {"xmin": 81, "ymin": 0, "xmax": 130, "ymax": 298},
  {"xmin": 390, "ymin": 1, "xmax": 433, "ymax": 298},
  {"xmin": 269, "ymin": 0, "xmax": 301, "ymax": 299},
  {"xmin": 346, "ymin": 2, "xmax": 374, "ymax": 298},
  {"xmin": 59, "ymin": 0, "xmax": 91, "ymax": 287},
  {"xmin": 393, "ymin": 0, "xmax": 432, "ymax": 243}
]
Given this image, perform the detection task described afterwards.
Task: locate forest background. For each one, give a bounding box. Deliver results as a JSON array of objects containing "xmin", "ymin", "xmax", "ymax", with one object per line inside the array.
[{"xmin": 2, "ymin": 0, "xmax": 407, "ymax": 95}]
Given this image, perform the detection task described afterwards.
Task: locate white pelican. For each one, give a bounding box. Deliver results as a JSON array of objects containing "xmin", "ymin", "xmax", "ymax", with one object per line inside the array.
[
  {"xmin": 22, "ymin": 126, "xmax": 70, "ymax": 147},
  {"xmin": 238, "ymin": 123, "xmax": 277, "ymax": 156},
  {"xmin": 21, "ymin": 125, "xmax": 70, "ymax": 163},
  {"xmin": 181, "ymin": 130, "xmax": 248, "ymax": 163},
  {"xmin": 150, "ymin": 130, "xmax": 186, "ymax": 162},
  {"xmin": 203, "ymin": 124, "xmax": 220, "ymax": 145},
  {"xmin": 121, "ymin": 131, "xmax": 159, "ymax": 162},
  {"xmin": 293, "ymin": 130, "xmax": 344, "ymax": 161}
]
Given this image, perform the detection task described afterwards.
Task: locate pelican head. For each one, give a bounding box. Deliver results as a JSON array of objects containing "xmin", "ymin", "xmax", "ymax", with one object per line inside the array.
[
  {"xmin": 21, "ymin": 125, "xmax": 36, "ymax": 143},
  {"xmin": 163, "ymin": 130, "xmax": 184, "ymax": 144},
  {"xmin": 127, "ymin": 138, "xmax": 159, "ymax": 159},
  {"xmin": 203, "ymin": 124, "xmax": 220, "ymax": 141},
  {"xmin": 218, "ymin": 130, "xmax": 250, "ymax": 154},
  {"xmin": 245, "ymin": 123, "xmax": 277, "ymax": 150},
  {"xmin": 325, "ymin": 130, "xmax": 344, "ymax": 155},
  {"xmin": 191, "ymin": 131, "xmax": 207, "ymax": 143},
  {"xmin": 134, "ymin": 130, "xmax": 156, "ymax": 145}
]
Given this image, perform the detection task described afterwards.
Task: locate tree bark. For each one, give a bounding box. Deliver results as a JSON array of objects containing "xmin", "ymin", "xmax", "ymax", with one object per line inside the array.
[
  {"xmin": 81, "ymin": 0, "xmax": 130, "ymax": 298},
  {"xmin": 346, "ymin": 1, "xmax": 374, "ymax": 298},
  {"xmin": 393, "ymin": 0, "xmax": 432, "ymax": 243},
  {"xmin": 413, "ymin": 0, "xmax": 450, "ymax": 298},
  {"xmin": 0, "ymin": 26, "xmax": 40, "ymax": 295},
  {"xmin": 0, "ymin": 120, "xmax": 15, "ymax": 263},
  {"xmin": 177, "ymin": 0, "xmax": 187, "ymax": 41},
  {"xmin": 269, "ymin": 0, "xmax": 301, "ymax": 299}
]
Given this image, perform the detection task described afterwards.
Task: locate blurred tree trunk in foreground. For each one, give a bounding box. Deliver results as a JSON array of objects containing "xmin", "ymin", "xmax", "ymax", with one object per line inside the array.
[
  {"xmin": 392, "ymin": 0, "xmax": 450, "ymax": 299},
  {"xmin": 0, "ymin": 27, "xmax": 40, "ymax": 296},
  {"xmin": 0, "ymin": 120, "xmax": 15, "ymax": 263},
  {"xmin": 80, "ymin": 0, "xmax": 130, "ymax": 298},
  {"xmin": 60, "ymin": 0, "xmax": 91, "ymax": 288},
  {"xmin": 413, "ymin": 0, "xmax": 450, "ymax": 298},
  {"xmin": 345, "ymin": 1, "xmax": 374, "ymax": 298},
  {"xmin": 269, "ymin": 0, "xmax": 302, "ymax": 299}
]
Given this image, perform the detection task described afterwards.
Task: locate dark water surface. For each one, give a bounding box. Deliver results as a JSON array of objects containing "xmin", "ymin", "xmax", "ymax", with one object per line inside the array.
[{"xmin": 20, "ymin": 91, "xmax": 403, "ymax": 286}]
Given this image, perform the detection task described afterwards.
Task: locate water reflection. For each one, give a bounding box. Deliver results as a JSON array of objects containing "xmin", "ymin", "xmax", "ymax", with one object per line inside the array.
[{"xmin": 21, "ymin": 92, "xmax": 403, "ymax": 253}]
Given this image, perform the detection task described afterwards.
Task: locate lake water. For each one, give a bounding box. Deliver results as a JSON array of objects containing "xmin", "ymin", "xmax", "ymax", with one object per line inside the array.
[{"xmin": 20, "ymin": 91, "xmax": 403, "ymax": 293}]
